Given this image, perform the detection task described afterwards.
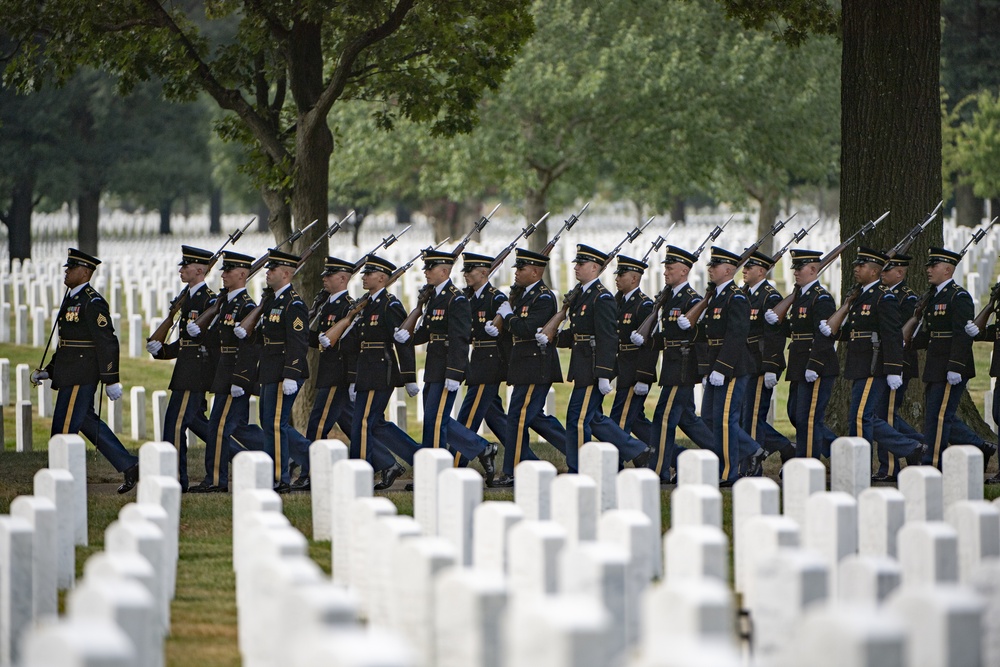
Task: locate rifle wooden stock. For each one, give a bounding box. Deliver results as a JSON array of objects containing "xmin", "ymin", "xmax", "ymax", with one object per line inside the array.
[
  {"xmin": 972, "ymin": 282, "xmax": 1000, "ymax": 331},
  {"xmin": 683, "ymin": 289, "xmax": 712, "ymax": 324},
  {"xmin": 147, "ymin": 290, "xmax": 188, "ymax": 344},
  {"xmin": 400, "ymin": 285, "xmax": 435, "ymax": 335},
  {"xmin": 825, "ymin": 284, "xmax": 861, "ymax": 336},
  {"xmin": 634, "ymin": 288, "xmax": 668, "ymax": 343},
  {"xmin": 902, "ymin": 290, "xmax": 933, "ymax": 349},
  {"xmin": 770, "ymin": 288, "xmax": 798, "ymax": 324}
]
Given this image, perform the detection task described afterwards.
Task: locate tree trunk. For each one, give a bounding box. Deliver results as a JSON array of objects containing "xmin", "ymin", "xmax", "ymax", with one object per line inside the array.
[
  {"xmin": 954, "ymin": 182, "xmax": 982, "ymax": 227},
  {"xmin": 670, "ymin": 196, "xmax": 686, "ymax": 224},
  {"xmin": 5, "ymin": 173, "xmax": 35, "ymax": 267},
  {"xmin": 159, "ymin": 199, "xmax": 172, "ymax": 235},
  {"xmin": 756, "ymin": 191, "xmax": 781, "ymax": 256},
  {"xmin": 77, "ymin": 188, "xmax": 101, "ymax": 257},
  {"xmin": 209, "ymin": 186, "xmax": 222, "ymax": 234},
  {"xmin": 525, "ymin": 187, "xmax": 549, "ymax": 254},
  {"xmin": 255, "ymin": 198, "xmax": 270, "ymax": 234}
]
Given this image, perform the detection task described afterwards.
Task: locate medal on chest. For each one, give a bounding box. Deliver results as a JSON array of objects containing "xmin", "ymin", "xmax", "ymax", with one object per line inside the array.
[
  {"xmin": 668, "ymin": 308, "xmax": 681, "ymax": 322},
  {"xmin": 478, "ymin": 310, "xmax": 486, "ymax": 323},
  {"xmin": 750, "ymin": 308, "xmax": 759, "ymax": 321},
  {"xmin": 432, "ymin": 308, "xmax": 445, "ymax": 321},
  {"xmin": 712, "ymin": 307, "xmax": 722, "ymax": 320},
  {"xmin": 797, "ymin": 306, "xmax": 808, "ymax": 319},
  {"xmin": 934, "ymin": 303, "xmax": 947, "ymax": 316},
  {"xmin": 860, "ymin": 304, "xmax": 872, "ymax": 316},
  {"xmin": 65, "ymin": 306, "xmax": 81, "ymax": 323},
  {"xmin": 622, "ymin": 313, "xmax": 633, "ymax": 325},
  {"xmin": 269, "ymin": 307, "xmax": 283, "ymax": 323}
]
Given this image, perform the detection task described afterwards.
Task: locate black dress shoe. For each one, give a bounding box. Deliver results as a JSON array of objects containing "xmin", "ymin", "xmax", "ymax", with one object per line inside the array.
[
  {"xmin": 745, "ymin": 448, "xmax": 767, "ymax": 478},
  {"xmin": 719, "ymin": 478, "xmax": 736, "ymax": 488},
  {"xmin": 188, "ymin": 482, "xmax": 214, "ymax": 494},
  {"xmin": 779, "ymin": 445, "xmax": 796, "ymax": 463},
  {"xmin": 117, "ymin": 463, "xmax": 140, "ymax": 494},
  {"xmin": 273, "ymin": 481, "xmax": 292, "ymax": 494},
  {"xmin": 982, "ymin": 445, "xmax": 997, "ymax": 471},
  {"xmin": 905, "ymin": 444, "xmax": 927, "ymax": 467},
  {"xmin": 986, "ymin": 473, "xmax": 1000, "ymax": 485},
  {"xmin": 374, "ymin": 463, "xmax": 405, "ymax": 491},
  {"xmin": 871, "ymin": 474, "xmax": 897, "ymax": 484},
  {"xmin": 632, "ymin": 446, "xmax": 654, "ymax": 469},
  {"xmin": 206, "ymin": 485, "xmax": 229, "ymax": 493},
  {"xmin": 490, "ymin": 473, "xmax": 515, "ymax": 488},
  {"xmin": 290, "ymin": 475, "xmax": 311, "ymax": 491},
  {"xmin": 478, "ymin": 443, "xmax": 498, "ymax": 485},
  {"xmin": 404, "ymin": 483, "xmax": 414, "ymax": 491}
]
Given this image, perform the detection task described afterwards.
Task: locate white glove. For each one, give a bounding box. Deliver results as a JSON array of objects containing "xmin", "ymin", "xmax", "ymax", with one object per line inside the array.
[
  {"xmin": 483, "ymin": 322, "xmax": 500, "ymax": 337},
  {"xmin": 445, "ymin": 378, "xmax": 460, "ymax": 392},
  {"xmin": 30, "ymin": 369, "xmax": 49, "ymax": 384},
  {"xmin": 598, "ymin": 378, "xmax": 613, "ymax": 395},
  {"xmin": 186, "ymin": 322, "xmax": 201, "ymax": 337},
  {"xmin": 804, "ymin": 369, "xmax": 819, "ymax": 383},
  {"xmin": 630, "ymin": 331, "xmax": 645, "ymax": 346},
  {"xmin": 146, "ymin": 340, "xmax": 162, "ymax": 355},
  {"xmin": 818, "ymin": 320, "xmax": 832, "ymax": 337},
  {"xmin": 947, "ymin": 371, "xmax": 962, "ymax": 385},
  {"xmin": 497, "ymin": 302, "xmax": 513, "ymax": 318},
  {"xmin": 535, "ymin": 330, "xmax": 549, "ymax": 346},
  {"xmin": 764, "ymin": 309, "xmax": 779, "ymax": 325},
  {"xmin": 886, "ymin": 374, "xmax": 903, "ymax": 391},
  {"xmin": 233, "ymin": 325, "xmax": 247, "ymax": 339},
  {"xmin": 709, "ymin": 371, "xmax": 725, "ymax": 387},
  {"xmin": 763, "ymin": 372, "xmax": 778, "ymax": 389},
  {"xmin": 230, "ymin": 384, "xmax": 245, "ymax": 398},
  {"xmin": 106, "ymin": 383, "xmax": 123, "ymax": 401},
  {"xmin": 634, "ymin": 382, "xmax": 649, "ymax": 396},
  {"xmin": 393, "ymin": 328, "xmax": 410, "ymax": 344},
  {"xmin": 349, "ymin": 383, "xmax": 356, "ymax": 402},
  {"xmin": 282, "ymin": 378, "xmax": 299, "ymax": 395},
  {"xmin": 405, "ymin": 382, "xmax": 420, "ymax": 397},
  {"xmin": 677, "ymin": 315, "xmax": 691, "ymax": 330},
  {"xmin": 965, "ymin": 320, "xmax": 980, "ymax": 337},
  {"xmin": 318, "ymin": 333, "xmax": 332, "ymax": 348}
]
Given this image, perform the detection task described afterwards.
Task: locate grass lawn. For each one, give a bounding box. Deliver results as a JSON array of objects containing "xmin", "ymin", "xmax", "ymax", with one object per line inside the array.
[{"xmin": 2, "ymin": 340, "xmax": 998, "ymax": 666}]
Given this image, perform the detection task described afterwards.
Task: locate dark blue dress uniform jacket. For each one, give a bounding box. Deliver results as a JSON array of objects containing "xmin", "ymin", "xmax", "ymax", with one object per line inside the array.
[
  {"xmin": 746, "ymin": 282, "xmax": 787, "ymax": 377},
  {"xmin": 615, "ymin": 289, "xmax": 657, "ymax": 387},
  {"xmin": 466, "ymin": 283, "xmax": 508, "ymax": 386},
  {"xmin": 696, "ymin": 281, "xmax": 750, "ymax": 378},
  {"xmin": 46, "ymin": 284, "xmax": 120, "ymax": 389},
  {"xmin": 152, "ymin": 284, "xmax": 216, "ymax": 392},
  {"xmin": 782, "ymin": 283, "xmax": 838, "ymax": 381},
  {"xmin": 837, "ymin": 284, "xmax": 903, "ymax": 380},
  {"xmin": 502, "ymin": 282, "xmax": 563, "ymax": 386},
  {"xmin": 355, "ymin": 290, "xmax": 416, "ymax": 391},
  {"xmin": 309, "ymin": 291, "xmax": 359, "ymax": 389},
  {"xmin": 640, "ymin": 283, "xmax": 704, "ymax": 387},
  {"xmin": 911, "ymin": 281, "xmax": 975, "ymax": 382},
  {"xmin": 890, "ymin": 282, "xmax": 920, "ymax": 380},
  {"xmin": 413, "ymin": 280, "xmax": 470, "ymax": 383},
  {"xmin": 556, "ymin": 281, "xmax": 617, "ymax": 385},
  {"xmin": 205, "ymin": 288, "xmax": 258, "ymax": 394},
  {"xmin": 254, "ymin": 286, "xmax": 310, "ymax": 385}
]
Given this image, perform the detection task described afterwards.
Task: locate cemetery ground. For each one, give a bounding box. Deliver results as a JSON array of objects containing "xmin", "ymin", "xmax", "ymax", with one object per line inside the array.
[{"xmin": 2, "ymin": 341, "xmax": 999, "ymax": 666}]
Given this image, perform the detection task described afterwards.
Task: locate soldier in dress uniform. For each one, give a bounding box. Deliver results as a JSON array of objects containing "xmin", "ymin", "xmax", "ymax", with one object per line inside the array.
[
  {"xmin": 145, "ymin": 246, "xmax": 216, "ymax": 492},
  {"xmin": 491, "ymin": 248, "xmax": 566, "ymax": 487},
  {"xmin": 186, "ymin": 251, "xmax": 264, "ymax": 492},
  {"xmin": 911, "ymin": 248, "xmax": 976, "ymax": 469},
  {"xmin": 34, "ymin": 248, "xmax": 139, "ymax": 493},
  {"xmin": 966, "ymin": 285, "xmax": 1000, "ymax": 484},
  {"xmin": 823, "ymin": 247, "xmax": 923, "ymax": 467},
  {"xmin": 694, "ymin": 247, "xmax": 765, "ymax": 486},
  {"xmin": 548, "ymin": 245, "xmax": 651, "ymax": 473},
  {"xmin": 349, "ymin": 254, "xmax": 420, "ymax": 490},
  {"xmin": 393, "ymin": 249, "xmax": 497, "ymax": 482},
  {"xmin": 608, "ymin": 255, "xmax": 658, "ymax": 449},
  {"xmin": 631, "ymin": 246, "xmax": 714, "ymax": 482},
  {"xmin": 765, "ymin": 249, "xmax": 838, "ymax": 460},
  {"xmin": 233, "ymin": 249, "xmax": 310, "ymax": 492},
  {"xmin": 740, "ymin": 251, "xmax": 794, "ymax": 470}
]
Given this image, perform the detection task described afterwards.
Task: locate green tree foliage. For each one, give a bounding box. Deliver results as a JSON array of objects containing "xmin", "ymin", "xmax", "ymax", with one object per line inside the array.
[{"xmin": 948, "ymin": 90, "xmax": 1000, "ymax": 200}]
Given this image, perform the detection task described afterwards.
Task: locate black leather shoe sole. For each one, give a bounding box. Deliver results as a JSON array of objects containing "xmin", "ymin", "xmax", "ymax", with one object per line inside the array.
[
  {"xmin": 274, "ymin": 482, "xmax": 292, "ymax": 494},
  {"xmin": 489, "ymin": 474, "xmax": 514, "ymax": 488},
  {"xmin": 117, "ymin": 463, "xmax": 140, "ymax": 494},
  {"xmin": 374, "ymin": 463, "xmax": 405, "ymax": 491}
]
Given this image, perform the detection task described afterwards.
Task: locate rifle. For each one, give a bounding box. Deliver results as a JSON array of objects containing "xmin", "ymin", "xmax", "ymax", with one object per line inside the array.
[
  {"xmin": 492, "ymin": 203, "xmax": 589, "ymax": 330},
  {"xmin": 306, "ymin": 225, "xmax": 413, "ymax": 331},
  {"xmin": 453, "ymin": 203, "xmax": 500, "ymax": 256},
  {"xmin": 293, "ymin": 211, "xmax": 355, "ymax": 276},
  {"xmin": 771, "ymin": 210, "xmax": 888, "ymax": 324},
  {"xmin": 632, "ymin": 216, "xmax": 735, "ymax": 343},
  {"xmin": 324, "ymin": 239, "xmax": 451, "ymax": 347},
  {"xmin": 829, "ymin": 204, "xmax": 940, "ymax": 336},
  {"xmin": 489, "ymin": 212, "xmax": 549, "ymax": 278},
  {"xmin": 641, "ymin": 225, "xmax": 675, "ymax": 263},
  {"xmin": 147, "ymin": 217, "xmax": 255, "ymax": 345},
  {"xmin": 539, "ymin": 216, "xmax": 654, "ymax": 342},
  {"xmin": 245, "ymin": 219, "xmax": 320, "ymax": 278},
  {"xmin": 907, "ymin": 216, "xmax": 999, "ymax": 346},
  {"xmin": 771, "ymin": 219, "xmax": 821, "ymax": 264},
  {"xmin": 684, "ymin": 214, "xmax": 794, "ymax": 323}
]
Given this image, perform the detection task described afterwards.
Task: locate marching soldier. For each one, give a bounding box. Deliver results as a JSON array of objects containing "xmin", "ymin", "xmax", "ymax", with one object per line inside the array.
[
  {"xmin": 965, "ymin": 286, "xmax": 1000, "ymax": 484},
  {"xmin": 492, "ymin": 248, "xmax": 566, "ymax": 487},
  {"xmin": 822, "ymin": 247, "xmax": 923, "ymax": 467},
  {"xmin": 186, "ymin": 251, "xmax": 264, "ymax": 492},
  {"xmin": 631, "ymin": 246, "xmax": 714, "ymax": 482},
  {"xmin": 764, "ymin": 249, "xmax": 838, "ymax": 460},
  {"xmin": 233, "ymin": 249, "xmax": 310, "ymax": 492},
  {"xmin": 608, "ymin": 255, "xmax": 658, "ymax": 447},
  {"xmin": 695, "ymin": 247, "xmax": 765, "ymax": 486},
  {"xmin": 911, "ymin": 248, "xmax": 976, "ymax": 469},
  {"xmin": 740, "ymin": 251, "xmax": 794, "ymax": 470},
  {"xmin": 34, "ymin": 248, "xmax": 139, "ymax": 493},
  {"xmin": 393, "ymin": 249, "xmax": 497, "ymax": 482},
  {"xmin": 349, "ymin": 254, "xmax": 420, "ymax": 490},
  {"xmin": 145, "ymin": 246, "xmax": 216, "ymax": 491},
  {"xmin": 549, "ymin": 245, "xmax": 651, "ymax": 472}
]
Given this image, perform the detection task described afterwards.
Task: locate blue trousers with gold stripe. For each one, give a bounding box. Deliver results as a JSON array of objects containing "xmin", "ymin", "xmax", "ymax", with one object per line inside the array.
[
  {"xmin": 351, "ymin": 388, "xmax": 420, "ymax": 469},
  {"xmin": 648, "ymin": 384, "xmax": 714, "ymax": 481},
  {"xmin": 503, "ymin": 384, "xmax": 569, "ymax": 475},
  {"xmin": 609, "ymin": 386, "xmax": 656, "ymax": 448},
  {"xmin": 922, "ymin": 379, "xmax": 967, "ymax": 469},
  {"xmin": 51, "ymin": 384, "xmax": 137, "ymax": 472},
  {"xmin": 564, "ymin": 383, "xmax": 648, "ymax": 473},
  {"xmin": 702, "ymin": 376, "xmax": 758, "ymax": 483},
  {"xmin": 423, "ymin": 382, "xmax": 490, "ymax": 463},
  {"xmin": 259, "ymin": 381, "xmax": 310, "ymax": 485},
  {"xmin": 849, "ymin": 377, "xmax": 921, "ymax": 459},
  {"xmin": 201, "ymin": 392, "xmax": 263, "ymax": 488},
  {"xmin": 788, "ymin": 379, "xmax": 836, "ymax": 460},
  {"xmin": 741, "ymin": 375, "xmax": 791, "ymax": 454},
  {"xmin": 162, "ymin": 389, "xmax": 210, "ymax": 488},
  {"xmin": 453, "ymin": 384, "xmax": 509, "ymax": 466},
  {"xmin": 293, "ymin": 384, "xmax": 381, "ymax": 476}
]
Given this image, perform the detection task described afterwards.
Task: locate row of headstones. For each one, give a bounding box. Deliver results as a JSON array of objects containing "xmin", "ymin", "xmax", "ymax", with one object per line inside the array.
[
  {"xmin": 1, "ymin": 437, "xmax": 181, "ymax": 667},
  {"xmin": 296, "ymin": 436, "xmax": 1000, "ymax": 667}
]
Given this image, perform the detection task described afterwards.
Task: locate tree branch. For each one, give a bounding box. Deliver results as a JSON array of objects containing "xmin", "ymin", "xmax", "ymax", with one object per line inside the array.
[{"xmin": 241, "ymin": 0, "xmax": 291, "ymax": 41}]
